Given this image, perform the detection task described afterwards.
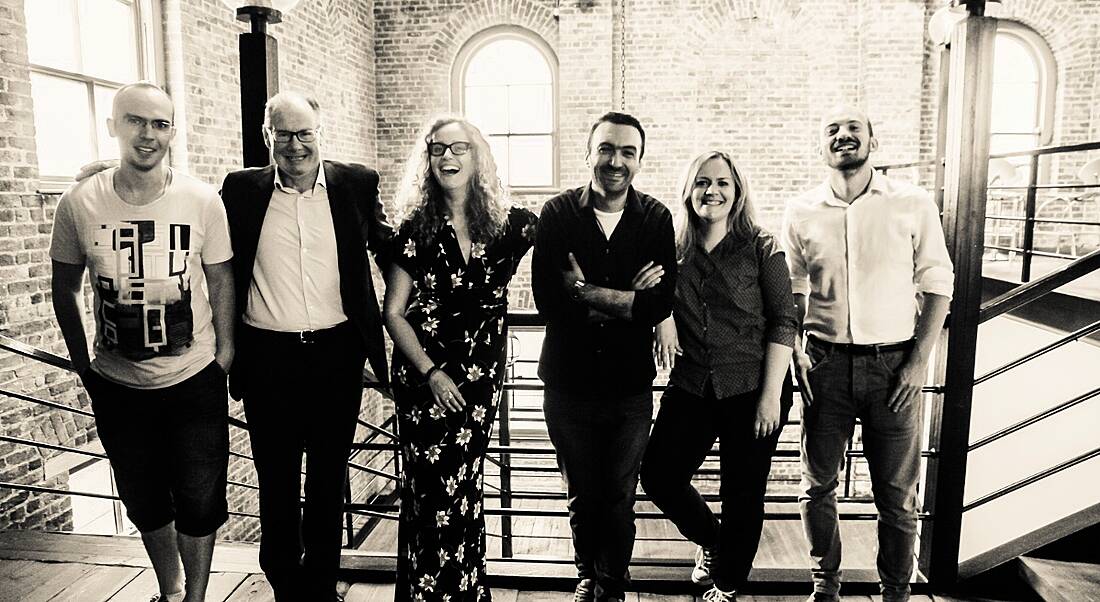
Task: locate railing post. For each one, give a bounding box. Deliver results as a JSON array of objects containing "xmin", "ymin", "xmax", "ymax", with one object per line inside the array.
[
  {"xmin": 498, "ymin": 386, "xmax": 514, "ymax": 559},
  {"xmin": 1020, "ymin": 153, "xmax": 1040, "ymax": 282},
  {"xmin": 929, "ymin": 4, "xmax": 998, "ymax": 589},
  {"xmin": 344, "ymin": 466, "xmax": 354, "ymax": 548}
]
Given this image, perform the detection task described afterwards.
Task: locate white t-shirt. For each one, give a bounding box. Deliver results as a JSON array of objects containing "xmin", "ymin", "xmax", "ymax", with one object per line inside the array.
[
  {"xmin": 50, "ymin": 168, "xmax": 233, "ymax": 389},
  {"xmin": 593, "ymin": 207, "xmax": 625, "ymax": 240}
]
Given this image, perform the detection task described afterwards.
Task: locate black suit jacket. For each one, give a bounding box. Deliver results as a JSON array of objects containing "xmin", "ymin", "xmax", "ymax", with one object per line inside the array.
[{"xmin": 220, "ymin": 160, "xmax": 393, "ymax": 400}]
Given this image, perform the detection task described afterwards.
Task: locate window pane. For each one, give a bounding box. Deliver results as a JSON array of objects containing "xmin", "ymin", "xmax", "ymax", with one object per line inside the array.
[
  {"xmin": 991, "ymin": 83, "xmax": 1039, "ymax": 133},
  {"xmin": 990, "ymin": 133, "xmax": 1040, "ymax": 157},
  {"xmin": 507, "ymin": 136, "xmax": 552, "ymax": 187},
  {"xmin": 31, "ymin": 73, "xmax": 95, "ymax": 177},
  {"xmin": 24, "ymin": 0, "xmax": 79, "ymax": 71},
  {"xmin": 465, "ymin": 85, "xmax": 508, "ymax": 135},
  {"xmin": 487, "ymin": 135, "xmax": 509, "ymax": 186},
  {"xmin": 994, "ymin": 36, "xmax": 1039, "ymax": 85},
  {"xmin": 465, "ymin": 39, "xmax": 551, "ymax": 87},
  {"xmin": 508, "ymin": 84, "xmax": 552, "ymax": 133},
  {"xmin": 80, "ymin": 0, "xmax": 139, "ymax": 83},
  {"xmin": 94, "ymin": 85, "xmax": 121, "ymax": 160}
]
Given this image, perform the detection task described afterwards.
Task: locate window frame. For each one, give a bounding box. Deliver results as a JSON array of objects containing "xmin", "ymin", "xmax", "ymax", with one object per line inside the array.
[
  {"xmin": 451, "ymin": 25, "xmax": 559, "ymax": 193},
  {"xmin": 990, "ymin": 21, "xmax": 1057, "ymax": 155},
  {"xmin": 25, "ymin": 0, "xmax": 163, "ymax": 193}
]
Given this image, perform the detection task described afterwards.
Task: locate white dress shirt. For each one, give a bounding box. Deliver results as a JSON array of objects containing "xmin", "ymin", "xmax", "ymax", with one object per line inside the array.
[
  {"xmin": 781, "ymin": 171, "xmax": 954, "ymax": 345},
  {"xmin": 243, "ymin": 164, "xmax": 347, "ymax": 332}
]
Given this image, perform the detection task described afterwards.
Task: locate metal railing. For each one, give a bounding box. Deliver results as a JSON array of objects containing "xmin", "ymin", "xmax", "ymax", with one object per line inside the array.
[
  {"xmin": 880, "ymin": 141, "xmax": 1100, "ymax": 286},
  {"xmin": 0, "ymin": 320, "xmax": 946, "ymax": 577}
]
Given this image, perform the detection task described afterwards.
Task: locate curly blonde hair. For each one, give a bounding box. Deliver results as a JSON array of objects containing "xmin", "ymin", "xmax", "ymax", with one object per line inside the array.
[{"xmin": 393, "ymin": 115, "xmax": 511, "ymax": 244}]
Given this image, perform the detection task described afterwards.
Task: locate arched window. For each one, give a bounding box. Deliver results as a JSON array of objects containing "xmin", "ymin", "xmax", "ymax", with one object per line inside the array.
[
  {"xmin": 24, "ymin": 0, "xmax": 160, "ymax": 191},
  {"xmin": 453, "ymin": 27, "xmax": 557, "ymax": 189},
  {"xmin": 990, "ymin": 22, "xmax": 1056, "ymax": 161}
]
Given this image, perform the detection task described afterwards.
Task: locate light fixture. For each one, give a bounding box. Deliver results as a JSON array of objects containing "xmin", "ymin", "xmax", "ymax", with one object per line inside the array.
[
  {"xmin": 220, "ymin": 1, "xmax": 303, "ymax": 27},
  {"xmin": 929, "ymin": 1, "xmax": 1004, "ymax": 46}
]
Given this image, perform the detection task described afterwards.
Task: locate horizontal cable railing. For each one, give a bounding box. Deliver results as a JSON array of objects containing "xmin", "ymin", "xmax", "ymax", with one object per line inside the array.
[{"xmin": 2, "ymin": 309, "xmax": 949, "ymax": 570}]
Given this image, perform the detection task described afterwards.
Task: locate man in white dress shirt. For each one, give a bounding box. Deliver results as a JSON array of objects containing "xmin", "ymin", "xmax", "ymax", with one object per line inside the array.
[{"xmin": 781, "ymin": 106, "xmax": 954, "ymax": 602}]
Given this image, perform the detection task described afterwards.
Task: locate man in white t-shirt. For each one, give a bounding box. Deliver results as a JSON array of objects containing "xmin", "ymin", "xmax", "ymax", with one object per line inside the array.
[{"xmin": 50, "ymin": 82, "xmax": 235, "ymax": 602}]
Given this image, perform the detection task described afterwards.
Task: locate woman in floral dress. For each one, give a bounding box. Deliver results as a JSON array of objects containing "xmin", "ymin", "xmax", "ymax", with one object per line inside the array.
[{"xmin": 383, "ymin": 115, "xmax": 537, "ymax": 601}]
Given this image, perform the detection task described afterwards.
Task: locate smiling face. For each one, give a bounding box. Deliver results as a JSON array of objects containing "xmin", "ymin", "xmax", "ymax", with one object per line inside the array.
[
  {"xmin": 819, "ymin": 107, "xmax": 877, "ymax": 171},
  {"xmin": 108, "ymin": 86, "xmax": 175, "ymax": 173},
  {"xmin": 689, "ymin": 156, "xmax": 738, "ymax": 225},
  {"xmin": 264, "ymin": 96, "xmax": 322, "ymax": 182},
  {"xmin": 587, "ymin": 122, "xmax": 643, "ymax": 198},
  {"xmin": 428, "ymin": 122, "xmax": 476, "ymax": 196}
]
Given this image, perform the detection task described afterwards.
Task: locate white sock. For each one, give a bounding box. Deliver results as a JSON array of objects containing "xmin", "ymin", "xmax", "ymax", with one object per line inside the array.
[{"xmin": 163, "ymin": 591, "xmax": 185, "ymax": 602}]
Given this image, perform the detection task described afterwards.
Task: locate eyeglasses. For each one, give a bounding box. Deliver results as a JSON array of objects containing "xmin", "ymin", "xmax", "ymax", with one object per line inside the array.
[
  {"xmin": 123, "ymin": 115, "xmax": 173, "ymax": 132},
  {"xmin": 427, "ymin": 141, "xmax": 472, "ymax": 157},
  {"xmin": 269, "ymin": 128, "xmax": 319, "ymax": 143}
]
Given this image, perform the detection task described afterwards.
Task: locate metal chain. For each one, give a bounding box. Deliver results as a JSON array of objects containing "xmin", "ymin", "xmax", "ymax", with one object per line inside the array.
[{"xmin": 619, "ymin": 0, "xmax": 627, "ymax": 110}]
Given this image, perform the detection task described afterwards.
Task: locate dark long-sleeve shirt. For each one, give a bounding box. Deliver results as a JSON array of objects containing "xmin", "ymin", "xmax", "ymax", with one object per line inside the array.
[
  {"xmin": 532, "ymin": 185, "xmax": 677, "ymax": 395},
  {"xmin": 670, "ymin": 228, "xmax": 798, "ymax": 398}
]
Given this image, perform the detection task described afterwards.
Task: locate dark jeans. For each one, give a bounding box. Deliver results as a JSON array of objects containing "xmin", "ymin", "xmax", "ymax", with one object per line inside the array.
[
  {"xmin": 85, "ymin": 360, "xmax": 229, "ymax": 536},
  {"xmin": 241, "ymin": 322, "xmax": 366, "ymax": 602},
  {"xmin": 799, "ymin": 338, "xmax": 921, "ymax": 601},
  {"xmin": 640, "ymin": 381, "xmax": 791, "ymax": 591},
  {"xmin": 543, "ymin": 388, "xmax": 654, "ymax": 600}
]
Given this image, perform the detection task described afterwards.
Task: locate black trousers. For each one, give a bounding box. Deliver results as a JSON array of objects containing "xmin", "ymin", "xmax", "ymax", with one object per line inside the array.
[
  {"xmin": 640, "ymin": 381, "xmax": 791, "ymax": 591},
  {"xmin": 241, "ymin": 322, "xmax": 366, "ymax": 602}
]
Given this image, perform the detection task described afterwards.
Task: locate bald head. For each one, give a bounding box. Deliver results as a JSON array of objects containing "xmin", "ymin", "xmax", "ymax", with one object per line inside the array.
[
  {"xmin": 108, "ymin": 82, "xmax": 175, "ymax": 173},
  {"xmin": 818, "ymin": 105, "xmax": 877, "ymax": 171},
  {"xmin": 112, "ymin": 82, "xmax": 174, "ymax": 122}
]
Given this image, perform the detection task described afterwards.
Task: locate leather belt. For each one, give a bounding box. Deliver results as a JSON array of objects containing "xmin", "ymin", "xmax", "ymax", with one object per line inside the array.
[
  {"xmin": 245, "ymin": 321, "xmax": 352, "ymax": 345},
  {"xmin": 808, "ymin": 335, "xmax": 914, "ymax": 355}
]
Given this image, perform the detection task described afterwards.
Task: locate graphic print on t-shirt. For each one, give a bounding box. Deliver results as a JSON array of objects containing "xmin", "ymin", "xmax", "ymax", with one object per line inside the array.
[{"xmin": 90, "ymin": 219, "xmax": 194, "ymax": 360}]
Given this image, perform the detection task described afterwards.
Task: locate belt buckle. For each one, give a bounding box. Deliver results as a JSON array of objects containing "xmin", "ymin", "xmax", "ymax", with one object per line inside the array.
[{"xmin": 298, "ymin": 330, "xmax": 315, "ymax": 344}]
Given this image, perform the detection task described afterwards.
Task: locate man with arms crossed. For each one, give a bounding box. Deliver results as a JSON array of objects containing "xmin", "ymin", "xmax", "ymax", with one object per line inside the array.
[
  {"xmin": 781, "ymin": 106, "xmax": 954, "ymax": 602},
  {"xmin": 532, "ymin": 112, "xmax": 676, "ymax": 602},
  {"xmin": 51, "ymin": 82, "xmax": 235, "ymax": 602},
  {"xmin": 220, "ymin": 92, "xmax": 392, "ymax": 602}
]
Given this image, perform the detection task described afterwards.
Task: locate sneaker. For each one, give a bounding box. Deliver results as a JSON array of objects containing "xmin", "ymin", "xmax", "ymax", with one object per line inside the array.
[
  {"xmin": 702, "ymin": 586, "xmax": 737, "ymax": 602},
  {"xmin": 573, "ymin": 578, "xmax": 596, "ymax": 602},
  {"xmin": 692, "ymin": 544, "xmax": 717, "ymax": 585}
]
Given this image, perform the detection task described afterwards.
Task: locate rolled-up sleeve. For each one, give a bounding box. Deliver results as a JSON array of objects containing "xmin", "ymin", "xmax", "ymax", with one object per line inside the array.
[
  {"xmin": 759, "ymin": 241, "xmax": 798, "ymax": 348},
  {"xmin": 780, "ymin": 203, "xmax": 810, "ymax": 296},
  {"xmin": 913, "ymin": 197, "xmax": 955, "ymax": 300},
  {"xmin": 629, "ymin": 207, "xmax": 677, "ymax": 326}
]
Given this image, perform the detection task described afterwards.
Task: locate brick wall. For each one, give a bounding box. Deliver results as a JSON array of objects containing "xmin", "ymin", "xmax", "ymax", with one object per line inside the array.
[{"xmin": 0, "ymin": 0, "xmax": 91, "ymax": 534}]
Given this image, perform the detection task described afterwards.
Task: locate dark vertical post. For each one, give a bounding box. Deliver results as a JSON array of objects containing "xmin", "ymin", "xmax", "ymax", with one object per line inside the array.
[
  {"xmin": 919, "ymin": 42, "xmax": 953, "ymax": 581},
  {"xmin": 498, "ymin": 377, "xmax": 514, "ymax": 558},
  {"xmin": 237, "ymin": 7, "xmax": 281, "ymax": 168},
  {"xmin": 929, "ymin": 2, "xmax": 997, "ymax": 588},
  {"xmin": 1020, "ymin": 153, "xmax": 1040, "ymax": 282},
  {"xmin": 344, "ymin": 467, "xmax": 354, "ymax": 547}
]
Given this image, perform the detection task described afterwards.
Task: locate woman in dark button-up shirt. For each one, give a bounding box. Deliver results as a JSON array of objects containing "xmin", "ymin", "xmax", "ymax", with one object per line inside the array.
[{"xmin": 639, "ymin": 150, "xmax": 797, "ymax": 601}]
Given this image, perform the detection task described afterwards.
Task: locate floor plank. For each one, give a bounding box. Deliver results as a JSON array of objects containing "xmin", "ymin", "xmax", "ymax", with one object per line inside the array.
[
  {"xmin": 108, "ymin": 568, "xmax": 158, "ymax": 601},
  {"xmin": 55, "ymin": 565, "xmax": 142, "ymax": 601},
  {"xmin": 344, "ymin": 582, "xmax": 396, "ymax": 602},
  {"xmin": 223, "ymin": 574, "xmax": 275, "ymax": 602},
  {"xmin": 207, "ymin": 572, "xmax": 252, "ymax": 601},
  {"xmin": 0, "ymin": 559, "xmax": 94, "ymax": 602}
]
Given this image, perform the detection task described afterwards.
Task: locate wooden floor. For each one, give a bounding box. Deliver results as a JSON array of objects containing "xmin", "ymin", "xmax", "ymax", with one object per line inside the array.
[{"xmin": 0, "ymin": 531, "xmax": 1009, "ymax": 602}]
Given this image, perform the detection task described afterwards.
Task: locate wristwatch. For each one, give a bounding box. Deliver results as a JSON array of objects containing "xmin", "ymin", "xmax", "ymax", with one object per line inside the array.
[{"xmin": 571, "ymin": 279, "xmax": 587, "ymax": 300}]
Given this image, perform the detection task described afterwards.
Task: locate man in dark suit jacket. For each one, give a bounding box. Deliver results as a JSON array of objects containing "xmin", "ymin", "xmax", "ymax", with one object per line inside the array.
[{"xmin": 220, "ymin": 92, "xmax": 392, "ymax": 602}]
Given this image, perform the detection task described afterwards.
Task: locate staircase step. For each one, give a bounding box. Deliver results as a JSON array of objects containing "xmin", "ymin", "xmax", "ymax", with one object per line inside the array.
[{"xmin": 1018, "ymin": 556, "xmax": 1100, "ymax": 601}]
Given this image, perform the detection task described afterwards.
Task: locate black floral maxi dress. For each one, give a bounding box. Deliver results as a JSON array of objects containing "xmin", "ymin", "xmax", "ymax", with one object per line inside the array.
[{"xmin": 392, "ymin": 207, "xmax": 537, "ymax": 601}]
